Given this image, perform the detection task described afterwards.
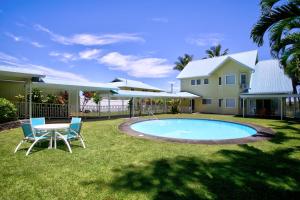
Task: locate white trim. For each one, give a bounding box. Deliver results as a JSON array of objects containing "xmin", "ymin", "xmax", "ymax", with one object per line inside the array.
[
  {"xmin": 225, "ymin": 74, "xmax": 236, "ymax": 85},
  {"xmin": 225, "ymin": 98, "xmax": 236, "ymax": 108}
]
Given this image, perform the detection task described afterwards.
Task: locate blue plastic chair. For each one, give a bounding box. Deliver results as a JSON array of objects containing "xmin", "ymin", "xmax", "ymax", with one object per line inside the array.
[
  {"xmin": 71, "ymin": 117, "xmax": 81, "ymax": 124},
  {"xmin": 14, "ymin": 123, "xmax": 50, "ymax": 156},
  {"xmin": 30, "ymin": 117, "xmax": 45, "ymax": 127},
  {"xmin": 57, "ymin": 122, "xmax": 86, "ymax": 149}
]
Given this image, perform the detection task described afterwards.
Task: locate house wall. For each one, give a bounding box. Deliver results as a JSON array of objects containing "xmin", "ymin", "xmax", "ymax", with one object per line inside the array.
[
  {"xmin": 0, "ymin": 81, "xmax": 27, "ymax": 101},
  {"xmin": 180, "ymin": 59, "xmax": 252, "ymax": 114}
]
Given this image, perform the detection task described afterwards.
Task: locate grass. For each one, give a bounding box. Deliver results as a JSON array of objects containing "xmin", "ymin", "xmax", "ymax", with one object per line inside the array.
[{"xmin": 0, "ymin": 114, "xmax": 299, "ymax": 200}]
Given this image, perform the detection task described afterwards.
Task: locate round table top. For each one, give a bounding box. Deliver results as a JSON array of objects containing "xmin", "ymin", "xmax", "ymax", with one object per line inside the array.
[{"xmin": 34, "ymin": 123, "xmax": 70, "ymax": 130}]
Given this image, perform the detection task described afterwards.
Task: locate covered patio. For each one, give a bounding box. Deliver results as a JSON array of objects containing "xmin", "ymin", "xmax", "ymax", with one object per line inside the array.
[
  {"xmin": 111, "ymin": 90, "xmax": 200, "ymax": 117},
  {"xmin": 240, "ymin": 94, "xmax": 300, "ymax": 120}
]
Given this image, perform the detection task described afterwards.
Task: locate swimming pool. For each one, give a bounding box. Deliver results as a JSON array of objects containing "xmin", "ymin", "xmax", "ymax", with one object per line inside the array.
[{"xmin": 130, "ymin": 118, "xmax": 257, "ymax": 140}]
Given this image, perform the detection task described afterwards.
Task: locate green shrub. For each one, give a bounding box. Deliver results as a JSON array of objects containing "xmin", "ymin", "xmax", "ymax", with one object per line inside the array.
[
  {"xmin": 169, "ymin": 99, "xmax": 180, "ymax": 114},
  {"xmin": 0, "ymin": 98, "xmax": 17, "ymax": 123}
]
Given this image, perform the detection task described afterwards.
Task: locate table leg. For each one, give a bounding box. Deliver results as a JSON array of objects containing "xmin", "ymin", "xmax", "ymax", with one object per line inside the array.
[{"xmin": 48, "ymin": 135, "xmax": 53, "ymax": 149}]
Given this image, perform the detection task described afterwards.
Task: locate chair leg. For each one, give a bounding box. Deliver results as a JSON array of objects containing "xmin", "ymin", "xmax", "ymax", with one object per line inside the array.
[
  {"xmin": 56, "ymin": 132, "xmax": 72, "ymax": 153},
  {"xmin": 26, "ymin": 139, "xmax": 41, "ymax": 156},
  {"xmin": 14, "ymin": 140, "xmax": 24, "ymax": 153},
  {"xmin": 62, "ymin": 138, "xmax": 72, "ymax": 153},
  {"xmin": 79, "ymin": 136, "xmax": 86, "ymax": 148}
]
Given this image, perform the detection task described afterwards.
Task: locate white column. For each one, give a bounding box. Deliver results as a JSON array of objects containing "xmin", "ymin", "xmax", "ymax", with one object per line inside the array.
[
  {"xmin": 122, "ymin": 98, "xmax": 124, "ymax": 113},
  {"xmin": 108, "ymin": 92, "xmax": 111, "ymax": 119},
  {"xmin": 29, "ymin": 80, "xmax": 32, "ymax": 118}
]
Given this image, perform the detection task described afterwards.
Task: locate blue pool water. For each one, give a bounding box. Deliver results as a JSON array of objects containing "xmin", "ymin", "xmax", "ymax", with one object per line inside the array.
[{"xmin": 131, "ymin": 119, "xmax": 257, "ymax": 140}]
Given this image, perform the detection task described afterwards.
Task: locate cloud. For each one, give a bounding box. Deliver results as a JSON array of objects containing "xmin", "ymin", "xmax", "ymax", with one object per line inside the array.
[
  {"xmin": 4, "ymin": 32, "xmax": 44, "ymax": 48},
  {"xmin": 151, "ymin": 17, "xmax": 169, "ymax": 23},
  {"xmin": 79, "ymin": 49, "xmax": 101, "ymax": 60},
  {"xmin": 99, "ymin": 52, "xmax": 173, "ymax": 78},
  {"xmin": 5, "ymin": 32, "xmax": 22, "ymax": 42},
  {"xmin": 34, "ymin": 24, "xmax": 144, "ymax": 46},
  {"xmin": 49, "ymin": 51, "xmax": 77, "ymax": 63},
  {"xmin": 30, "ymin": 41, "xmax": 44, "ymax": 48},
  {"xmin": 186, "ymin": 33, "xmax": 224, "ymax": 47},
  {"xmin": 0, "ymin": 51, "xmax": 87, "ymax": 81},
  {"xmin": 49, "ymin": 48, "xmax": 102, "ymax": 63}
]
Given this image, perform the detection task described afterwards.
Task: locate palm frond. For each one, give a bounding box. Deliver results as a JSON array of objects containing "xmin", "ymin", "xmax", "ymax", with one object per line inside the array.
[{"xmin": 251, "ymin": 2, "xmax": 300, "ymax": 46}]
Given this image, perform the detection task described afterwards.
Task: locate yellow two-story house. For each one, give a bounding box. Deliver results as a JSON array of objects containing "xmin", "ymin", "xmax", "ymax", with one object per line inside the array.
[
  {"xmin": 177, "ymin": 50, "xmax": 258, "ymax": 115},
  {"xmin": 177, "ymin": 50, "xmax": 295, "ymax": 117}
]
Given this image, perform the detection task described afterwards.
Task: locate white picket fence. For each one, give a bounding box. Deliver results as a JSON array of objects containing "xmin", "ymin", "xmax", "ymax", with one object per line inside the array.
[{"xmin": 14, "ymin": 102, "xmax": 190, "ymax": 119}]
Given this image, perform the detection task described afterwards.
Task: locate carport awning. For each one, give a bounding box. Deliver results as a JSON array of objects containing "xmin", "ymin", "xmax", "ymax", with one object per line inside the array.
[
  {"xmin": 112, "ymin": 89, "xmax": 199, "ymax": 98},
  {"xmin": 32, "ymin": 77, "xmax": 119, "ymax": 91}
]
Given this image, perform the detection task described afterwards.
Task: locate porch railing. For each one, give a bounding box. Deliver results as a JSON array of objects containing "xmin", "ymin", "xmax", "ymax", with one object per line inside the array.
[{"xmin": 14, "ymin": 102, "xmax": 69, "ymax": 118}]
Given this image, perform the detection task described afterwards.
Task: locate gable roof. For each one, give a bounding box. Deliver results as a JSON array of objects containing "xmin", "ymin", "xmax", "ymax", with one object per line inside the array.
[
  {"xmin": 33, "ymin": 77, "xmax": 118, "ymax": 91},
  {"xmin": 0, "ymin": 66, "xmax": 45, "ymax": 78},
  {"xmin": 247, "ymin": 59, "xmax": 293, "ymax": 94},
  {"xmin": 176, "ymin": 50, "xmax": 258, "ymax": 79},
  {"xmin": 111, "ymin": 77, "xmax": 163, "ymax": 91},
  {"xmin": 113, "ymin": 89, "xmax": 199, "ymax": 98}
]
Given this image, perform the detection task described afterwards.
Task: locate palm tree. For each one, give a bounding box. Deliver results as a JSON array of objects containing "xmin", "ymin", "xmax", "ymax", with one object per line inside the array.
[
  {"xmin": 250, "ymin": 0, "xmax": 300, "ymax": 92},
  {"xmin": 204, "ymin": 44, "xmax": 229, "ymax": 58},
  {"xmin": 173, "ymin": 54, "xmax": 193, "ymax": 71}
]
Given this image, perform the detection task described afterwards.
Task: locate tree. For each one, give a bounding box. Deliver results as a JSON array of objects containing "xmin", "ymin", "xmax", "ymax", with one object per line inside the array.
[
  {"xmin": 173, "ymin": 54, "xmax": 193, "ymax": 71},
  {"xmin": 81, "ymin": 91, "xmax": 93, "ymax": 111},
  {"xmin": 204, "ymin": 44, "xmax": 229, "ymax": 58},
  {"xmin": 92, "ymin": 92, "xmax": 102, "ymax": 113},
  {"xmin": 250, "ymin": 0, "xmax": 300, "ymax": 92}
]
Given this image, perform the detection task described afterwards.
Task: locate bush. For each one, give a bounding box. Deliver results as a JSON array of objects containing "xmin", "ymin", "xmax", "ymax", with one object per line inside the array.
[{"xmin": 0, "ymin": 98, "xmax": 17, "ymax": 123}]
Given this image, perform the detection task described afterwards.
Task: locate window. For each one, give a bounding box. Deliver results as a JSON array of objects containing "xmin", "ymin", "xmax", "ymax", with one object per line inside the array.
[
  {"xmin": 196, "ymin": 79, "xmax": 201, "ymax": 85},
  {"xmin": 202, "ymin": 99, "xmax": 212, "ymax": 105},
  {"xmin": 218, "ymin": 77, "xmax": 222, "ymax": 85},
  {"xmin": 218, "ymin": 99, "xmax": 222, "ymax": 107},
  {"xmin": 225, "ymin": 74, "xmax": 236, "ymax": 85},
  {"xmin": 191, "ymin": 80, "xmax": 195, "ymax": 85},
  {"xmin": 225, "ymin": 98, "xmax": 236, "ymax": 108},
  {"xmin": 204, "ymin": 78, "xmax": 209, "ymax": 84},
  {"xmin": 240, "ymin": 73, "xmax": 246, "ymax": 85}
]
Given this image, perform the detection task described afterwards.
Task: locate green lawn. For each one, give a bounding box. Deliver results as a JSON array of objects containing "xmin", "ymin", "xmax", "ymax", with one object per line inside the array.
[{"xmin": 0, "ymin": 114, "xmax": 299, "ymax": 200}]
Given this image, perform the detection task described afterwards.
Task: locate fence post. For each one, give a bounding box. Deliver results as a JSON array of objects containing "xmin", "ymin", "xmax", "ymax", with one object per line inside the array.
[{"xmin": 29, "ymin": 80, "xmax": 32, "ymax": 118}]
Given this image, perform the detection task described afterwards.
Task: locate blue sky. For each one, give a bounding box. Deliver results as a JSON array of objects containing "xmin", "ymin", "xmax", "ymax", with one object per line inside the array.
[{"xmin": 0, "ymin": 0, "xmax": 271, "ymax": 91}]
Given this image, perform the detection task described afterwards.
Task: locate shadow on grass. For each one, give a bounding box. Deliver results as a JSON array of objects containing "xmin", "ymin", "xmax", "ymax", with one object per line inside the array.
[
  {"xmin": 268, "ymin": 122, "xmax": 300, "ymax": 144},
  {"xmin": 85, "ymin": 144, "xmax": 300, "ymax": 200}
]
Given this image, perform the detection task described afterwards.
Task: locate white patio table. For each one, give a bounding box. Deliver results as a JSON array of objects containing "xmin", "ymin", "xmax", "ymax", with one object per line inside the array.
[{"xmin": 34, "ymin": 123, "xmax": 72, "ymax": 153}]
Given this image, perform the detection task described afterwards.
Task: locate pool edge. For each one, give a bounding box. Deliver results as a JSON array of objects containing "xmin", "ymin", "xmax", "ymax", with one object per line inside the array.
[{"xmin": 118, "ymin": 117, "xmax": 275, "ymax": 145}]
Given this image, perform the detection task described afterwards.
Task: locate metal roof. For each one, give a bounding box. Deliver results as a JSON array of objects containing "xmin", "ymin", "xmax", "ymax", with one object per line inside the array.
[
  {"xmin": 111, "ymin": 78, "xmax": 163, "ymax": 91},
  {"xmin": 0, "ymin": 66, "xmax": 45, "ymax": 78},
  {"xmin": 177, "ymin": 50, "xmax": 258, "ymax": 79},
  {"xmin": 113, "ymin": 89, "xmax": 199, "ymax": 98},
  {"xmin": 247, "ymin": 59, "xmax": 293, "ymax": 94},
  {"xmin": 33, "ymin": 77, "xmax": 118, "ymax": 91}
]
